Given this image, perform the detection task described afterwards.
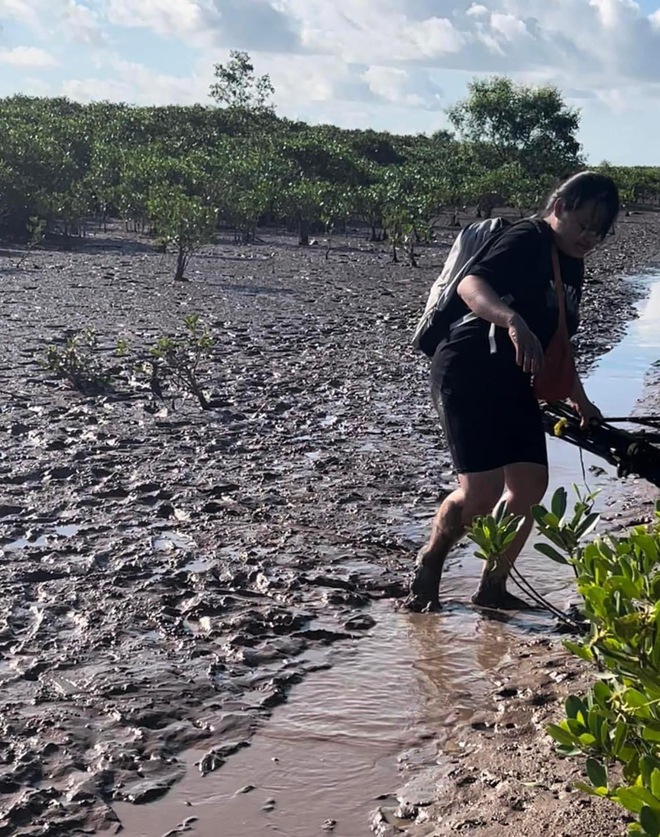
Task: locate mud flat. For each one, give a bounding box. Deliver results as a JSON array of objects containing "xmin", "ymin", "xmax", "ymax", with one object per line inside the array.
[{"xmin": 0, "ymin": 212, "xmax": 657, "ymax": 835}]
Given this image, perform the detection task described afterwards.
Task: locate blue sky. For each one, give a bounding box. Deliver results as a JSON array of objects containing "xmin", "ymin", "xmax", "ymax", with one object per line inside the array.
[{"xmin": 1, "ymin": 0, "xmax": 660, "ymax": 165}]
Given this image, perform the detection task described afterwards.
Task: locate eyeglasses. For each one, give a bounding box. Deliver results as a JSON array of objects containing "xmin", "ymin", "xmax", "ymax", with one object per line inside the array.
[{"xmin": 576, "ymin": 219, "xmax": 605, "ymax": 242}]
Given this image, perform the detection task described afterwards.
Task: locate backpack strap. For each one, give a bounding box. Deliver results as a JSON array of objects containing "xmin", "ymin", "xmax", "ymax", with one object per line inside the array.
[{"xmin": 447, "ymin": 217, "xmax": 546, "ymax": 336}]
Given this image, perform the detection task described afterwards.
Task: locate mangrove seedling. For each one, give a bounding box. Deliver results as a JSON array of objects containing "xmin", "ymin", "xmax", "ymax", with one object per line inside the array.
[{"xmin": 147, "ymin": 314, "xmax": 215, "ymax": 410}]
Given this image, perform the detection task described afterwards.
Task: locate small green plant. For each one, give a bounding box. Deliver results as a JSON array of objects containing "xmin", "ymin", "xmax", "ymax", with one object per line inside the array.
[
  {"xmin": 466, "ymin": 496, "xmax": 583, "ymax": 628},
  {"xmin": 469, "ymin": 488, "xmax": 660, "ymax": 833},
  {"xmin": 16, "ymin": 215, "xmax": 46, "ymax": 268},
  {"xmin": 536, "ymin": 492, "xmax": 660, "ymax": 836},
  {"xmin": 115, "ymin": 338, "xmax": 129, "ymax": 357},
  {"xmin": 44, "ymin": 328, "xmax": 112, "ymax": 395},
  {"xmin": 467, "ymin": 500, "xmax": 525, "ymax": 571},
  {"xmin": 147, "ymin": 314, "xmax": 215, "ymax": 410},
  {"xmin": 532, "ymin": 485, "xmax": 601, "ymax": 566}
]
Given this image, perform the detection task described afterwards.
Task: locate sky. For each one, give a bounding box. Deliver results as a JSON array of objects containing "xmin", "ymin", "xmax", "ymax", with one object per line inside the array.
[{"xmin": 1, "ymin": 0, "xmax": 660, "ymax": 165}]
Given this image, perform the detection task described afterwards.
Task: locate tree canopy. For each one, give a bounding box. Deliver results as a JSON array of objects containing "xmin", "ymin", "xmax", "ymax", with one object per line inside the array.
[{"xmin": 0, "ymin": 68, "xmax": 655, "ymax": 269}]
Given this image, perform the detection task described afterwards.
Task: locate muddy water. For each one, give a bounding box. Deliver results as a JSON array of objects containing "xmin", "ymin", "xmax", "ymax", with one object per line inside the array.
[
  {"xmin": 118, "ymin": 274, "xmax": 660, "ymax": 837},
  {"xmin": 116, "ymin": 603, "xmax": 517, "ymax": 837}
]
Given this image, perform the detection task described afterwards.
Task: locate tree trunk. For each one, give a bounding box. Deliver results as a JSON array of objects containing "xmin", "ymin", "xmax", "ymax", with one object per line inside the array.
[
  {"xmin": 175, "ymin": 245, "xmax": 189, "ymax": 281},
  {"xmin": 299, "ymin": 218, "xmax": 310, "ymax": 246}
]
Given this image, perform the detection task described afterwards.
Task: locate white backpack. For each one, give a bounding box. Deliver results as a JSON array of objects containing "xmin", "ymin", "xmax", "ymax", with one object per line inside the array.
[{"xmin": 411, "ymin": 217, "xmax": 515, "ymax": 358}]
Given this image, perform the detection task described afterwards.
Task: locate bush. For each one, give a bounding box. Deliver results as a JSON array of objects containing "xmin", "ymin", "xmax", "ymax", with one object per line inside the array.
[
  {"xmin": 469, "ymin": 488, "xmax": 660, "ymax": 836},
  {"xmin": 543, "ymin": 495, "xmax": 660, "ymax": 836},
  {"xmin": 44, "ymin": 328, "xmax": 112, "ymax": 395}
]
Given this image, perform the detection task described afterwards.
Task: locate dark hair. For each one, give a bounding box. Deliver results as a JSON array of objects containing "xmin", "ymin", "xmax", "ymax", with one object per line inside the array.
[{"xmin": 544, "ymin": 171, "xmax": 620, "ymax": 237}]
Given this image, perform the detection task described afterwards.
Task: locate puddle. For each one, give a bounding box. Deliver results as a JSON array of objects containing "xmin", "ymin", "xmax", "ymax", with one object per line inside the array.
[
  {"xmin": 118, "ymin": 273, "xmax": 660, "ymax": 837},
  {"xmin": 2, "ymin": 524, "xmax": 81, "ymax": 551},
  {"xmin": 115, "ymin": 601, "xmax": 516, "ymax": 837},
  {"xmin": 151, "ymin": 531, "xmax": 197, "ymax": 552}
]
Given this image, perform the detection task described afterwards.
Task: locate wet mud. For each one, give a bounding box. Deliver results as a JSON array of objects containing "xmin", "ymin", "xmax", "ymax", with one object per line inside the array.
[{"xmin": 0, "ymin": 213, "xmax": 658, "ymax": 835}]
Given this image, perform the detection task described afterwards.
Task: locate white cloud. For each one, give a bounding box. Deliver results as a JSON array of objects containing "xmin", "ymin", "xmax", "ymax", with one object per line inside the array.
[
  {"xmin": 3, "ymin": 0, "xmax": 660, "ymax": 152},
  {"xmin": 363, "ymin": 67, "xmax": 425, "ymax": 108},
  {"xmin": 0, "ymin": 0, "xmax": 39, "ymax": 28},
  {"xmin": 407, "ymin": 16, "xmax": 465, "ymax": 58},
  {"xmin": 61, "ymin": 55, "xmax": 207, "ymax": 105},
  {"xmin": 106, "ymin": 0, "xmax": 216, "ymax": 39},
  {"xmin": 0, "ymin": 0, "xmax": 107, "ymax": 44},
  {"xmin": 0, "ymin": 45, "xmax": 58, "ymax": 68},
  {"xmin": 270, "ymin": 0, "xmax": 660, "ymax": 90},
  {"xmin": 362, "ymin": 65, "xmax": 443, "ymax": 108},
  {"xmin": 64, "ymin": 1, "xmax": 106, "ymax": 45},
  {"xmin": 8, "ymin": 0, "xmax": 660, "ymax": 94},
  {"xmin": 106, "ymin": 0, "xmax": 300, "ymax": 51},
  {"xmin": 490, "ymin": 13, "xmax": 528, "ymax": 40}
]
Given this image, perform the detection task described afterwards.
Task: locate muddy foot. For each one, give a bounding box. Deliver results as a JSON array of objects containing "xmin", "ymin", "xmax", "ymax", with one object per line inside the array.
[
  {"xmin": 401, "ymin": 564, "xmax": 442, "ymax": 613},
  {"xmin": 471, "ymin": 589, "xmax": 537, "ymax": 611}
]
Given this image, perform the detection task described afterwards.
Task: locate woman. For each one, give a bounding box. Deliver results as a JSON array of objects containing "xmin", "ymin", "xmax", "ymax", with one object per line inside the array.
[{"xmin": 405, "ymin": 171, "xmax": 620, "ymax": 613}]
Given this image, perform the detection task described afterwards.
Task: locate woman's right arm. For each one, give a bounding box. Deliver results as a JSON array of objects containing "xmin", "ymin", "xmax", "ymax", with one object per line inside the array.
[{"xmin": 457, "ymin": 274, "xmax": 544, "ymax": 375}]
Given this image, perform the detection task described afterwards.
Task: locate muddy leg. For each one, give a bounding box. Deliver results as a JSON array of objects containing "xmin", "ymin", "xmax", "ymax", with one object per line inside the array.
[
  {"xmin": 403, "ymin": 493, "xmax": 464, "ymax": 612},
  {"xmin": 404, "ymin": 470, "xmax": 504, "ymax": 612},
  {"xmin": 472, "ymin": 463, "xmax": 548, "ymax": 611}
]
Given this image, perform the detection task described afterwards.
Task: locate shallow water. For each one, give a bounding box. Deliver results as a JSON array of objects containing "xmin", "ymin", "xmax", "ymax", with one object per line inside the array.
[
  {"xmin": 116, "ymin": 603, "xmax": 519, "ymax": 837},
  {"xmin": 119, "ymin": 274, "xmax": 660, "ymax": 837}
]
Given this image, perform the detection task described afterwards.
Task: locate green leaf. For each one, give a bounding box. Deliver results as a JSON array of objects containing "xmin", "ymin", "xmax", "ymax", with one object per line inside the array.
[
  {"xmin": 626, "ymin": 689, "xmax": 652, "ymax": 711},
  {"xmin": 566, "ymin": 695, "xmax": 587, "ymax": 723},
  {"xmin": 641, "ymin": 806, "xmax": 660, "ymax": 837},
  {"xmin": 501, "ymin": 532, "xmax": 519, "ymax": 548},
  {"xmin": 577, "ymin": 512, "xmax": 601, "ymax": 540},
  {"xmin": 534, "ymin": 542, "xmax": 568, "ymax": 564},
  {"xmin": 652, "ymin": 769, "xmax": 660, "ymax": 800},
  {"xmin": 593, "ymin": 680, "xmax": 612, "ymax": 708},
  {"xmin": 642, "ymin": 727, "xmax": 660, "ymax": 744},
  {"xmin": 532, "ymin": 504, "xmax": 549, "ymax": 526},
  {"xmin": 563, "ymin": 640, "xmax": 594, "ymax": 662},
  {"xmin": 546, "ymin": 723, "xmax": 576, "ymax": 747},
  {"xmin": 616, "ymin": 788, "xmax": 646, "ymax": 814},
  {"xmin": 574, "ymin": 780, "xmax": 599, "ymax": 796},
  {"xmin": 551, "ymin": 487, "xmax": 568, "ymax": 520},
  {"xmin": 586, "ymin": 758, "xmax": 608, "ymax": 790},
  {"xmin": 619, "ymin": 786, "xmax": 660, "ymax": 812},
  {"xmin": 600, "ymin": 718, "xmax": 611, "ymax": 751}
]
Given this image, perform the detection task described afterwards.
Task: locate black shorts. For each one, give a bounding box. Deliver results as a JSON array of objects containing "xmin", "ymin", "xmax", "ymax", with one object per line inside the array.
[{"xmin": 431, "ymin": 349, "xmax": 548, "ymax": 474}]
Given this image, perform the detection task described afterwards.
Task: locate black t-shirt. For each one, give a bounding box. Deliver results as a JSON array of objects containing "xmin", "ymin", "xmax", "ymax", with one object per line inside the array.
[{"xmin": 436, "ymin": 218, "xmax": 584, "ymax": 373}]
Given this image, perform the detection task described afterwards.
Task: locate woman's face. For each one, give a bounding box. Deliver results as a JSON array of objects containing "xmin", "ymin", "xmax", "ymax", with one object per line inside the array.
[{"xmin": 552, "ymin": 198, "xmax": 608, "ymax": 259}]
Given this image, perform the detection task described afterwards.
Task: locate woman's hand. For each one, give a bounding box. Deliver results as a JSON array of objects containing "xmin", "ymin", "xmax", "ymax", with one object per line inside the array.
[
  {"xmin": 572, "ymin": 397, "xmax": 603, "ymax": 429},
  {"xmin": 569, "ymin": 374, "xmax": 603, "ymax": 429},
  {"xmin": 507, "ymin": 314, "xmax": 544, "ymax": 375}
]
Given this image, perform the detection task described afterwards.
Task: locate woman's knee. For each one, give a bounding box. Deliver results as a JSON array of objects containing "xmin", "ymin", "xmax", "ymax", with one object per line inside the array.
[{"xmin": 458, "ymin": 471, "xmax": 505, "ymax": 520}]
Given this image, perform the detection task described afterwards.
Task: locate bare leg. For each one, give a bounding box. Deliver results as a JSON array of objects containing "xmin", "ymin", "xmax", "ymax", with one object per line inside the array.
[
  {"xmin": 472, "ymin": 463, "xmax": 548, "ymax": 610},
  {"xmin": 404, "ymin": 469, "xmax": 504, "ymax": 612}
]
